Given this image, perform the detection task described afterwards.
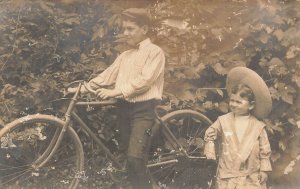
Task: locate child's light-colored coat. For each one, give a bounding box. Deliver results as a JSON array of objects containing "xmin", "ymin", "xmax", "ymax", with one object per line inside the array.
[{"xmin": 205, "ymin": 112, "xmax": 272, "ymax": 187}]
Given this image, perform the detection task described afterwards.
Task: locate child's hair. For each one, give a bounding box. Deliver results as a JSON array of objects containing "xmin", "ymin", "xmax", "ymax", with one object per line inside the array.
[{"xmin": 231, "ymin": 84, "xmax": 255, "ymax": 102}]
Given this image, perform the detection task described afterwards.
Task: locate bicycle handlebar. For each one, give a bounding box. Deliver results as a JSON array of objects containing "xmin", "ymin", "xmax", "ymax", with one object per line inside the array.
[
  {"xmin": 65, "ymin": 80, "xmax": 84, "ymax": 89},
  {"xmin": 83, "ymin": 81, "xmax": 97, "ymax": 94}
]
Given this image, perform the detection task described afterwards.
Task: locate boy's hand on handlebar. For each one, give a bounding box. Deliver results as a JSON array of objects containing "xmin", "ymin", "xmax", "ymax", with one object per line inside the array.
[
  {"xmin": 64, "ymin": 87, "xmax": 77, "ymax": 96},
  {"xmin": 96, "ymin": 88, "xmax": 122, "ymax": 100}
]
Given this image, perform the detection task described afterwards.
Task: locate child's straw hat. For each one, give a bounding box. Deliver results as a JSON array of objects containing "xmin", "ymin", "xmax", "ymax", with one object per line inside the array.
[{"xmin": 226, "ymin": 67, "xmax": 272, "ymax": 119}]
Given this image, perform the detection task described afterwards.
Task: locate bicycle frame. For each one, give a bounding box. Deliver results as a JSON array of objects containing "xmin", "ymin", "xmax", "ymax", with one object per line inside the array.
[{"xmin": 32, "ymin": 81, "xmax": 199, "ymax": 171}]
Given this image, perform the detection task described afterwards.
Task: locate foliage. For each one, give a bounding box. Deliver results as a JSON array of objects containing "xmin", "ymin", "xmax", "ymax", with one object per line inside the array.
[{"xmin": 0, "ymin": 0, "xmax": 300, "ymax": 188}]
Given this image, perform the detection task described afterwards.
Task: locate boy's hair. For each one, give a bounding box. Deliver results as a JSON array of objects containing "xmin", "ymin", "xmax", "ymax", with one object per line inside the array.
[
  {"xmin": 231, "ymin": 84, "xmax": 255, "ymax": 102},
  {"xmin": 122, "ymin": 8, "xmax": 151, "ymax": 27}
]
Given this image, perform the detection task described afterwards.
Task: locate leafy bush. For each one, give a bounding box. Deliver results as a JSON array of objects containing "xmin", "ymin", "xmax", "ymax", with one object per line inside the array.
[{"xmin": 0, "ymin": 0, "xmax": 299, "ymax": 188}]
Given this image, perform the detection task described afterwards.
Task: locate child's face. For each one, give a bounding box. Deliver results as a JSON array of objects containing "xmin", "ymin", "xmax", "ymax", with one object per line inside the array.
[
  {"xmin": 229, "ymin": 93, "xmax": 254, "ymax": 116},
  {"xmin": 123, "ymin": 20, "xmax": 148, "ymax": 46}
]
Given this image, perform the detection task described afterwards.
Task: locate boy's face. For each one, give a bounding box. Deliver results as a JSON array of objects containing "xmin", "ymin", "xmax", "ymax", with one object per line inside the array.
[
  {"xmin": 229, "ymin": 93, "xmax": 254, "ymax": 116},
  {"xmin": 123, "ymin": 20, "xmax": 148, "ymax": 46}
]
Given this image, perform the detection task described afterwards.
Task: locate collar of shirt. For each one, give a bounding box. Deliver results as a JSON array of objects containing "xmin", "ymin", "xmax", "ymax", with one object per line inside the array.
[{"xmin": 132, "ymin": 38, "xmax": 151, "ymax": 50}]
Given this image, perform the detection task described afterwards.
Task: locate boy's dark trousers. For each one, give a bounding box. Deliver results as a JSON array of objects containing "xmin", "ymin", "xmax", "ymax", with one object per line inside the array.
[{"xmin": 117, "ymin": 99, "xmax": 157, "ymax": 189}]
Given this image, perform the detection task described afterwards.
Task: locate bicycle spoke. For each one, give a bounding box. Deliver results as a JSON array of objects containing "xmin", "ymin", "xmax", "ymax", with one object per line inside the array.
[
  {"xmin": 0, "ymin": 115, "xmax": 84, "ymax": 189},
  {"xmin": 192, "ymin": 123, "xmax": 203, "ymax": 138},
  {"xmin": 151, "ymin": 164, "xmax": 176, "ymax": 185},
  {"xmin": 0, "ymin": 169, "xmax": 31, "ymax": 186},
  {"xmin": 148, "ymin": 110, "xmax": 212, "ymax": 188},
  {"xmin": 186, "ymin": 115, "xmax": 192, "ymax": 138},
  {"xmin": 150, "ymin": 163, "xmax": 175, "ymax": 175}
]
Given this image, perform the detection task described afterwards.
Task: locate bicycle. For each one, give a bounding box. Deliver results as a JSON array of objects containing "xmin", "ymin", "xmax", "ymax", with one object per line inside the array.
[{"xmin": 0, "ymin": 81, "xmax": 214, "ymax": 189}]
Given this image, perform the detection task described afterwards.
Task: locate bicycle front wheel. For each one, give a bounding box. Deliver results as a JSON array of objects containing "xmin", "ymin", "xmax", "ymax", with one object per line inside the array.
[
  {"xmin": 0, "ymin": 114, "xmax": 84, "ymax": 189},
  {"xmin": 148, "ymin": 109, "xmax": 213, "ymax": 188}
]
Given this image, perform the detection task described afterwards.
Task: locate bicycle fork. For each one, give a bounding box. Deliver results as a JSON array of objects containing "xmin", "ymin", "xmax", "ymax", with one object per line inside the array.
[{"xmin": 32, "ymin": 84, "xmax": 83, "ymax": 169}]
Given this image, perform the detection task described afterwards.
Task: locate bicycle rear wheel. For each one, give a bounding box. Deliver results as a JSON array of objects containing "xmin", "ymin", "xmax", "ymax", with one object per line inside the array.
[
  {"xmin": 148, "ymin": 110, "xmax": 213, "ymax": 188},
  {"xmin": 0, "ymin": 114, "xmax": 84, "ymax": 189}
]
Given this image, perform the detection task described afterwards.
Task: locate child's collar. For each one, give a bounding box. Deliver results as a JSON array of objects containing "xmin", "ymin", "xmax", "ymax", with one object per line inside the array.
[{"xmin": 234, "ymin": 113, "xmax": 250, "ymax": 118}]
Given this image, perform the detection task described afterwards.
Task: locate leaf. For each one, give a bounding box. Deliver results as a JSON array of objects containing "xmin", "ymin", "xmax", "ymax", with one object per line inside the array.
[
  {"xmin": 195, "ymin": 62, "xmax": 206, "ymax": 73},
  {"xmin": 269, "ymin": 58, "xmax": 288, "ymax": 76},
  {"xmin": 161, "ymin": 18, "xmax": 189, "ymax": 30},
  {"xmin": 91, "ymin": 27, "xmax": 106, "ymax": 41},
  {"xmin": 269, "ymin": 87, "xmax": 280, "ymax": 100},
  {"xmin": 1, "ymin": 84, "xmax": 17, "ymax": 97},
  {"xmin": 286, "ymin": 46, "xmax": 300, "ymax": 59},
  {"xmin": 211, "ymin": 28, "xmax": 222, "ymax": 40},
  {"xmin": 217, "ymin": 101, "xmax": 229, "ymax": 113},
  {"xmin": 165, "ymin": 81, "xmax": 195, "ymax": 101},
  {"xmin": 279, "ymin": 140, "xmax": 287, "ymax": 151},
  {"xmin": 212, "ymin": 63, "xmax": 227, "ymax": 76},
  {"xmin": 202, "ymin": 101, "xmax": 213, "ymax": 110},
  {"xmin": 174, "ymin": 71, "xmax": 186, "ymax": 79},
  {"xmin": 281, "ymin": 28, "xmax": 300, "ymax": 47},
  {"xmin": 273, "ymin": 15, "xmax": 284, "ymax": 24},
  {"xmin": 271, "ymin": 152, "xmax": 281, "ymax": 162},
  {"xmin": 183, "ymin": 68, "xmax": 199, "ymax": 79},
  {"xmin": 39, "ymin": 1, "xmax": 54, "ymax": 14},
  {"xmin": 277, "ymin": 83, "xmax": 297, "ymax": 104},
  {"xmin": 292, "ymin": 74, "xmax": 300, "ymax": 87},
  {"xmin": 216, "ymin": 89, "xmax": 224, "ymax": 97},
  {"xmin": 64, "ymin": 17, "xmax": 80, "ymax": 25},
  {"xmin": 284, "ymin": 159, "xmax": 298, "ymax": 175},
  {"xmin": 195, "ymin": 89, "xmax": 208, "ymax": 101},
  {"xmin": 259, "ymin": 58, "xmax": 268, "ymax": 67},
  {"xmin": 258, "ymin": 32, "xmax": 269, "ymax": 44},
  {"xmin": 273, "ymin": 29, "xmax": 284, "ymax": 41},
  {"xmin": 180, "ymin": 90, "xmax": 196, "ymax": 101}
]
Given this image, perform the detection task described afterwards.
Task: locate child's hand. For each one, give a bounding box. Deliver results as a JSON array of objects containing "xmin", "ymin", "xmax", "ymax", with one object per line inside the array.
[
  {"xmin": 205, "ymin": 152, "xmax": 216, "ymax": 160},
  {"xmin": 259, "ymin": 171, "xmax": 268, "ymax": 183},
  {"xmin": 204, "ymin": 141, "xmax": 216, "ymax": 160}
]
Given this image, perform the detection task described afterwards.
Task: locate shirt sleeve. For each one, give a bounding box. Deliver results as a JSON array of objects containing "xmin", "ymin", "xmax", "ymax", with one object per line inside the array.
[
  {"xmin": 204, "ymin": 120, "xmax": 222, "ymax": 159},
  {"xmin": 204, "ymin": 119, "xmax": 222, "ymax": 142},
  {"xmin": 259, "ymin": 128, "xmax": 272, "ymax": 172},
  {"xmin": 119, "ymin": 48, "xmax": 165, "ymax": 97},
  {"xmin": 81, "ymin": 53, "xmax": 123, "ymax": 93}
]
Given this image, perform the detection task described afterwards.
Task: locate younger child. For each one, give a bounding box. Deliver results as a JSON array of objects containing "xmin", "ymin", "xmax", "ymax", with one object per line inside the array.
[{"xmin": 204, "ymin": 67, "xmax": 272, "ymax": 189}]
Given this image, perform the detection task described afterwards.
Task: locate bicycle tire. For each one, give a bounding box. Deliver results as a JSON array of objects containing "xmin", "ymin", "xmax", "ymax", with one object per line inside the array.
[
  {"xmin": 148, "ymin": 109, "xmax": 213, "ymax": 189},
  {"xmin": 0, "ymin": 114, "xmax": 84, "ymax": 189}
]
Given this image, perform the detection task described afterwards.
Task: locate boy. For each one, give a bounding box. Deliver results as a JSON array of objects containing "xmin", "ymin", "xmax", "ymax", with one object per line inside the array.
[
  {"xmin": 68, "ymin": 8, "xmax": 165, "ymax": 189},
  {"xmin": 204, "ymin": 67, "xmax": 272, "ymax": 189}
]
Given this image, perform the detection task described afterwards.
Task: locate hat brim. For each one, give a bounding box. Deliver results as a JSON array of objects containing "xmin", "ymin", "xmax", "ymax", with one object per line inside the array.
[{"xmin": 226, "ymin": 67, "xmax": 272, "ymax": 119}]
